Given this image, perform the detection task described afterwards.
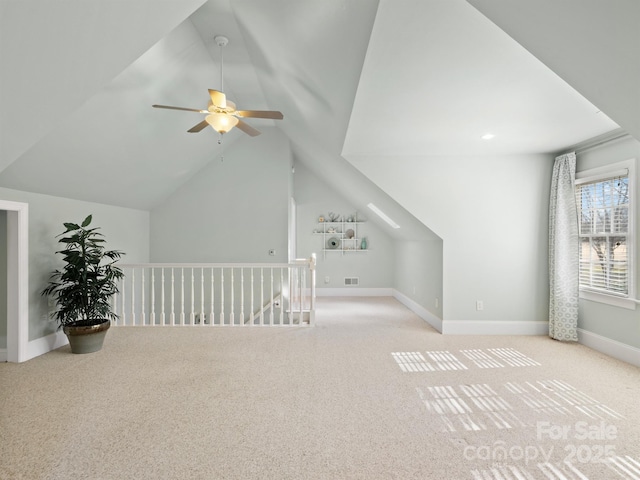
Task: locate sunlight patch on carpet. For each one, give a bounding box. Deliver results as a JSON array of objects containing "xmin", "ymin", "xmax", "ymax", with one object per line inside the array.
[
  {"xmin": 394, "ymin": 348, "xmax": 540, "ymax": 372},
  {"xmin": 391, "ymin": 352, "xmax": 436, "ymax": 372},
  {"xmin": 417, "ymin": 384, "xmax": 526, "ymax": 433},
  {"xmin": 506, "ymin": 380, "xmax": 624, "ymax": 420}
]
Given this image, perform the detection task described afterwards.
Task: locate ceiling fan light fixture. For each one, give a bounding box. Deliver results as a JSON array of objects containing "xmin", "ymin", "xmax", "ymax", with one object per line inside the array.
[{"xmin": 206, "ymin": 113, "xmax": 238, "ymax": 134}]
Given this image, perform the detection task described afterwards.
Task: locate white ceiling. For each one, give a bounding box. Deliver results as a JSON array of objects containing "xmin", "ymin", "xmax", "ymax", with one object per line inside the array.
[{"xmin": 0, "ymin": 0, "xmax": 624, "ymax": 212}]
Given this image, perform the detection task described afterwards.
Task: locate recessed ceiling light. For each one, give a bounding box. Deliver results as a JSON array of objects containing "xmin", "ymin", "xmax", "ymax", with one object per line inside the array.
[
  {"xmin": 367, "ymin": 203, "xmax": 400, "ymax": 229},
  {"xmin": 481, "ymin": 133, "xmax": 495, "ymax": 140}
]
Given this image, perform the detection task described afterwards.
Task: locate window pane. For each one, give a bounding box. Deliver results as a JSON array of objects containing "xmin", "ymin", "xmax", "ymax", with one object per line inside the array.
[
  {"xmin": 613, "ymin": 205, "xmax": 628, "ymax": 232},
  {"xmin": 576, "ymin": 171, "xmax": 631, "ymax": 296},
  {"xmin": 594, "ymin": 208, "xmax": 610, "ymax": 233}
]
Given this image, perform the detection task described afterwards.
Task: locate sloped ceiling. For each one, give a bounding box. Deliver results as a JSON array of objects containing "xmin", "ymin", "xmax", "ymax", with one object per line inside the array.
[
  {"xmin": 0, "ymin": 0, "xmax": 207, "ymax": 170},
  {"xmin": 467, "ymin": 0, "xmax": 640, "ymax": 143},
  {"xmin": 0, "ymin": 0, "xmax": 628, "ymax": 218},
  {"xmin": 343, "ymin": 0, "xmax": 619, "ymax": 158}
]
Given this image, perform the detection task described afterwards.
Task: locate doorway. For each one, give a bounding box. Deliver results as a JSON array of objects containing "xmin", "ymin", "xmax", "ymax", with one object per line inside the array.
[{"xmin": 0, "ymin": 200, "xmax": 28, "ymax": 362}]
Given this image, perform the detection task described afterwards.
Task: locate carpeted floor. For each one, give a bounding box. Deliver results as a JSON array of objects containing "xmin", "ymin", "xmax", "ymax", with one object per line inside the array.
[{"xmin": 1, "ymin": 297, "xmax": 639, "ymax": 479}]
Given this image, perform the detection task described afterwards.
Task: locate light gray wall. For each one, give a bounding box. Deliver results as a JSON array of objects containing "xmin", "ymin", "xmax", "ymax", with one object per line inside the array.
[
  {"xmin": 575, "ymin": 136, "xmax": 640, "ymax": 349},
  {"xmin": 0, "ymin": 187, "xmax": 150, "ymax": 341},
  {"xmin": 349, "ymin": 153, "xmax": 553, "ymax": 323},
  {"xmin": 0, "ymin": 210, "xmax": 6, "ymax": 349},
  {"xmin": 294, "ymin": 162, "xmax": 395, "ymax": 289},
  {"xmin": 394, "ymin": 239, "xmax": 443, "ymax": 318},
  {"xmin": 150, "ymin": 128, "xmax": 292, "ymax": 263}
]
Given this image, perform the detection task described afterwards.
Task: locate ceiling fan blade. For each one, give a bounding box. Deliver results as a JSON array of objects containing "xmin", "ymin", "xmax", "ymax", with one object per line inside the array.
[
  {"xmin": 236, "ymin": 110, "xmax": 284, "ymax": 120},
  {"xmin": 153, "ymin": 104, "xmax": 207, "ymax": 113},
  {"xmin": 187, "ymin": 120, "xmax": 210, "ymax": 133},
  {"xmin": 208, "ymin": 89, "xmax": 227, "ymax": 108},
  {"xmin": 236, "ymin": 120, "xmax": 261, "ymax": 137}
]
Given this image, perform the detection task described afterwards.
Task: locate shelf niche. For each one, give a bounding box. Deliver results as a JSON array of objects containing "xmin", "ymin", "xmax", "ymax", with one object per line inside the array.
[{"xmin": 313, "ymin": 214, "xmax": 368, "ymax": 258}]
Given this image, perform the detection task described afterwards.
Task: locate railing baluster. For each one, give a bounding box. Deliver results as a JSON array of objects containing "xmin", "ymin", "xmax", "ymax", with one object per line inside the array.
[
  {"xmin": 120, "ymin": 274, "xmax": 126, "ymax": 326},
  {"xmin": 280, "ymin": 268, "xmax": 284, "ymax": 326},
  {"xmin": 310, "ymin": 254, "xmax": 316, "ymax": 325},
  {"xmin": 220, "ymin": 268, "xmax": 225, "ymax": 326},
  {"xmin": 170, "ymin": 268, "xmax": 175, "ymax": 326},
  {"xmin": 299, "ymin": 267, "xmax": 304, "ymax": 325},
  {"xmin": 240, "ymin": 268, "xmax": 245, "ymax": 326},
  {"xmin": 288, "ymin": 265, "xmax": 293, "ymax": 326},
  {"xmin": 190, "ymin": 268, "xmax": 195, "ymax": 326},
  {"xmin": 160, "ymin": 268, "xmax": 165, "ymax": 326},
  {"xmin": 250, "ymin": 268, "xmax": 254, "ymax": 327},
  {"xmin": 210, "ymin": 267, "xmax": 215, "ymax": 326},
  {"xmin": 141, "ymin": 268, "xmax": 146, "ymax": 326},
  {"xmin": 150, "ymin": 268, "xmax": 155, "ymax": 326},
  {"xmin": 131, "ymin": 268, "xmax": 136, "ymax": 326},
  {"xmin": 260, "ymin": 268, "xmax": 264, "ymax": 326},
  {"xmin": 269, "ymin": 267, "xmax": 274, "ymax": 326},
  {"xmin": 200, "ymin": 268, "xmax": 205, "ymax": 325},
  {"xmin": 230, "ymin": 268, "xmax": 235, "ymax": 326},
  {"xmin": 180, "ymin": 268, "xmax": 185, "ymax": 326}
]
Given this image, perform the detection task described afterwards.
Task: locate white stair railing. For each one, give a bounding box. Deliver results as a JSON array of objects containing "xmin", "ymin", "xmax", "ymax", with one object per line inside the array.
[{"xmin": 112, "ymin": 255, "xmax": 316, "ymax": 327}]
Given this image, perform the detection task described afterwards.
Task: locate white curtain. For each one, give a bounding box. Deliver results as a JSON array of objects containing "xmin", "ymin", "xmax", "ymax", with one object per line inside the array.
[{"xmin": 548, "ymin": 152, "xmax": 578, "ymax": 341}]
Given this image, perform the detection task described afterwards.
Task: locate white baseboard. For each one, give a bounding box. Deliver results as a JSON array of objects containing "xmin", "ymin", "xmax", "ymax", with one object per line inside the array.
[
  {"xmin": 315, "ymin": 287, "xmax": 393, "ymax": 297},
  {"xmin": 392, "ymin": 289, "xmax": 442, "ymax": 332},
  {"xmin": 25, "ymin": 331, "xmax": 67, "ymax": 361},
  {"xmin": 578, "ymin": 328, "xmax": 640, "ymax": 367},
  {"xmin": 442, "ymin": 320, "xmax": 549, "ymax": 335},
  {"xmin": 0, "ymin": 348, "xmax": 7, "ymax": 362}
]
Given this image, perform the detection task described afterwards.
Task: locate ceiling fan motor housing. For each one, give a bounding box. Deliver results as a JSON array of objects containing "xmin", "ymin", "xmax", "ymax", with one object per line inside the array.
[{"xmin": 214, "ymin": 35, "xmax": 229, "ymax": 47}]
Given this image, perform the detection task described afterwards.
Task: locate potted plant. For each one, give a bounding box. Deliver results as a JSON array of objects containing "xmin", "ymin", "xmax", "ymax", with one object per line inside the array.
[{"xmin": 42, "ymin": 215, "xmax": 124, "ymax": 354}]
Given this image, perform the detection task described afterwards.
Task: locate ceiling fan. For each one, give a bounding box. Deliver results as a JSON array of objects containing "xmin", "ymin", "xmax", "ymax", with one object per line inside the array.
[{"xmin": 152, "ymin": 35, "xmax": 283, "ymax": 142}]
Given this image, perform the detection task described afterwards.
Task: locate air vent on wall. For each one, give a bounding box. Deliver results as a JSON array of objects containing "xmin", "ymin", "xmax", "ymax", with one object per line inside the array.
[{"xmin": 344, "ymin": 277, "xmax": 359, "ymax": 286}]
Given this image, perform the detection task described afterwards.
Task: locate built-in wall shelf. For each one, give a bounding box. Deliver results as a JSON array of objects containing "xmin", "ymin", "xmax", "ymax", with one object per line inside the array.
[{"xmin": 313, "ymin": 214, "xmax": 368, "ymax": 258}]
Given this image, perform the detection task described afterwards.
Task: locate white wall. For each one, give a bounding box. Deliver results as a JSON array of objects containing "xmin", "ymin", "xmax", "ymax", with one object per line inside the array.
[
  {"xmin": 394, "ymin": 239, "xmax": 443, "ymax": 318},
  {"xmin": 0, "ymin": 187, "xmax": 149, "ymax": 341},
  {"xmin": 151, "ymin": 128, "xmax": 292, "ymax": 263},
  {"xmin": 294, "ymin": 161, "xmax": 395, "ymax": 289},
  {"xmin": 575, "ymin": 136, "xmax": 640, "ymax": 349},
  {"xmin": 349, "ymin": 153, "xmax": 553, "ymax": 324}
]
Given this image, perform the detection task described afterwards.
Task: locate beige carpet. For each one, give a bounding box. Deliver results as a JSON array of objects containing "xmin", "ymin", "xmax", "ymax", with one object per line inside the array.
[{"xmin": 1, "ymin": 297, "xmax": 639, "ymax": 479}]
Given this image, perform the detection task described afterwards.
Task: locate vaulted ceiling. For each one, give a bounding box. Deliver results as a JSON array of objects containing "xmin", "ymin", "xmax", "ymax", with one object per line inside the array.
[{"xmin": 0, "ymin": 0, "xmax": 634, "ymax": 222}]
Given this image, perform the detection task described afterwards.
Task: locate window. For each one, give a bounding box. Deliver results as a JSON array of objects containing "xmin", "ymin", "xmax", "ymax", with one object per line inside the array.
[{"xmin": 575, "ymin": 160, "xmax": 635, "ymax": 308}]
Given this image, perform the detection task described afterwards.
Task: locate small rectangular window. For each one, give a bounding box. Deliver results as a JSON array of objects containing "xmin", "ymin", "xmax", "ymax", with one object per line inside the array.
[{"xmin": 575, "ymin": 164, "xmax": 632, "ymax": 298}]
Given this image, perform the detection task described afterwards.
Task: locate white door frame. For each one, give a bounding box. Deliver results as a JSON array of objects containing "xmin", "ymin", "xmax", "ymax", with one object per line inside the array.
[{"xmin": 1, "ymin": 200, "xmax": 29, "ymax": 362}]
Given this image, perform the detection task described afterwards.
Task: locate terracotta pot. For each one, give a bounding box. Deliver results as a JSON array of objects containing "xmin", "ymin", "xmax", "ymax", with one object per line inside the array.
[{"xmin": 63, "ymin": 320, "xmax": 111, "ymax": 354}]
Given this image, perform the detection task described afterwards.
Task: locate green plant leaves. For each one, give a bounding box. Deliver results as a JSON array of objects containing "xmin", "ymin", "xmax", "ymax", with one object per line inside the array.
[
  {"xmin": 41, "ymin": 215, "xmax": 125, "ymax": 328},
  {"xmin": 63, "ymin": 223, "xmax": 79, "ymax": 231}
]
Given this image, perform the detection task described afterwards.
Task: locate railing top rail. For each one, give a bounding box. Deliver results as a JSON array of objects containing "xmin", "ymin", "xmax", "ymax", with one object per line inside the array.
[{"xmin": 119, "ymin": 260, "xmax": 314, "ymax": 269}]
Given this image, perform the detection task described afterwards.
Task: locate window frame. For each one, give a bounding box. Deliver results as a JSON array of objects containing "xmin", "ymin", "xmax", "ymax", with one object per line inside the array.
[{"xmin": 575, "ymin": 158, "xmax": 636, "ymax": 310}]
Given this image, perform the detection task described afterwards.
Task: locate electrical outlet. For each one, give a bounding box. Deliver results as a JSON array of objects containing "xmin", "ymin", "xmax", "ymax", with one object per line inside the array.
[
  {"xmin": 324, "ymin": 276, "xmax": 330, "ymax": 284},
  {"xmin": 476, "ymin": 300, "xmax": 484, "ymax": 311},
  {"xmin": 435, "ymin": 298, "xmax": 439, "ymax": 308},
  {"xmin": 268, "ymin": 249, "xmax": 276, "ymax": 256}
]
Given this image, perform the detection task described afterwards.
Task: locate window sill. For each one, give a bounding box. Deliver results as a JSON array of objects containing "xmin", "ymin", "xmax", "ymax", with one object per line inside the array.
[{"xmin": 579, "ymin": 290, "xmax": 637, "ymax": 310}]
